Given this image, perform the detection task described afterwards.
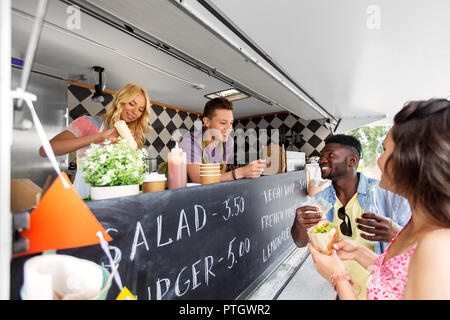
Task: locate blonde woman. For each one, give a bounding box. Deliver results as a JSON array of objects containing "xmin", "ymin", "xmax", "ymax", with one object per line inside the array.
[{"xmin": 39, "ymin": 83, "xmax": 151, "ymax": 198}]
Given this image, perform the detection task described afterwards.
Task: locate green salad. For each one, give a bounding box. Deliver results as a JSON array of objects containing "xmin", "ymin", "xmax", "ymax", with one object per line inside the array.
[{"xmin": 314, "ymin": 222, "xmax": 334, "ymax": 233}]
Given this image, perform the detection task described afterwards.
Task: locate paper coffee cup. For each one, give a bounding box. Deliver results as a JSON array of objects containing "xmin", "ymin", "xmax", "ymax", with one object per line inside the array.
[
  {"xmin": 200, "ymin": 174, "xmax": 221, "ymax": 185},
  {"xmin": 143, "ymin": 172, "xmax": 167, "ymax": 193},
  {"xmin": 21, "ymin": 254, "xmax": 107, "ymax": 300}
]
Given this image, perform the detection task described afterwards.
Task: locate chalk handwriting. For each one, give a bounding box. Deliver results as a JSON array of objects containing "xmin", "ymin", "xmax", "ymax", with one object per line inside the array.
[
  {"xmin": 222, "ymin": 196, "xmax": 245, "ymax": 221},
  {"xmin": 262, "ymin": 227, "xmax": 291, "ymax": 263},
  {"xmin": 130, "ymin": 221, "xmax": 149, "ymax": 261}
]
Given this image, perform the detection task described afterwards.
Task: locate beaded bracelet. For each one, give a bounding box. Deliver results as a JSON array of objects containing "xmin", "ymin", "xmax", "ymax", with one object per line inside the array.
[
  {"xmin": 329, "ymin": 271, "xmax": 353, "ymax": 290},
  {"xmin": 329, "ymin": 271, "xmax": 361, "ymax": 296}
]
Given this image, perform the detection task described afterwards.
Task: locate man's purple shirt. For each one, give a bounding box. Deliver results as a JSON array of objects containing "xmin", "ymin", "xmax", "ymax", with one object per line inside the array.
[{"xmin": 179, "ymin": 129, "xmax": 234, "ymax": 164}]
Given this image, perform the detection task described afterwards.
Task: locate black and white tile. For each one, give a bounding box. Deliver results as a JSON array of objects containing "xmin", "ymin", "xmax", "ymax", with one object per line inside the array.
[
  {"xmin": 234, "ymin": 113, "xmax": 332, "ymax": 163},
  {"xmin": 145, "ymin": 104, "xmax": 202, "ymax": 161},
  {"xmin": 67, "ymin": 84, "xmax": 202, "ymax": 162},
  {"xmin": 68, "ymin": 84, "xmax": 332, "ymax": 164}
]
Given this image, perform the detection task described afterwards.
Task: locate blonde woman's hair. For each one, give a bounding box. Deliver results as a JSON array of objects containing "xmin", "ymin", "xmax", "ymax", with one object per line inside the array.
[{"xmin": 103, "ymin": 83, "xmax": 151, "ymax": 148}]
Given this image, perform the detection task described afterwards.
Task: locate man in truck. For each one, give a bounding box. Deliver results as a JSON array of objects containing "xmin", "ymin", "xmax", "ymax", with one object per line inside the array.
[{"xmin": 179, "ymin": 97, "xmax": 266, "ymax": 183}]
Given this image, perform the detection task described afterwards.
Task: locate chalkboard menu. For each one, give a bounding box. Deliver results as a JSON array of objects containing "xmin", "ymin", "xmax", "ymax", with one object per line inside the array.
[{"xmin": 11, "ymin": 171, "xmax": 307, "ymax": 300}]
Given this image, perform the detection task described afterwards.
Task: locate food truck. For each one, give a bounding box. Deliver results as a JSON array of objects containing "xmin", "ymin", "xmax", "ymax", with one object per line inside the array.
[{"xmin": 1, "ymin": 0, "xmax": 449, "ymax": 301}]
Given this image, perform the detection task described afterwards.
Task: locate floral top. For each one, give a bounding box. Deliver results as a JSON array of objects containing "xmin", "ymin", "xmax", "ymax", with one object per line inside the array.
[{"xmin": 366, "ymin": 219, "xmax": 416, "ymax": 300}]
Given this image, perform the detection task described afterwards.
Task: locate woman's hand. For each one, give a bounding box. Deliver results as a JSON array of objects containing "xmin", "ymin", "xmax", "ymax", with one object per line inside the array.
[
  {"xmin": 332, "ymin": 238, "xmax": 360, "ymax": 261},
  {"xmin": 101, "ymin": 128, "xmax": 120, "ymax": 143},
  {"xmin": 307, "ymin": 243, "xmax": 346, "ymax": 280},
  {"xmin": 333, "ymin": 237, "xmax": 379, "ymax": 270}
]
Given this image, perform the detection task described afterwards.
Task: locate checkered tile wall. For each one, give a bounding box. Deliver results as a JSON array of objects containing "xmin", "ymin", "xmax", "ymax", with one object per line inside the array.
[
  {"xmin": 145, "ymin": 103, "xmax": 203, "ymax": 161},
  {"xmin": 68, "ymin": 84, "xmax": 114, "ymax": 118},
  {"xmin": 68, "ymin": 84, "xmax": 331, "ymax": 164},
  {"xmin": 68, "ymin": 84, "xmax": 202, "ymax": 163},
  {"xmin": 233, "ymin": 113, "xmax": 332, "ymax": 164}
]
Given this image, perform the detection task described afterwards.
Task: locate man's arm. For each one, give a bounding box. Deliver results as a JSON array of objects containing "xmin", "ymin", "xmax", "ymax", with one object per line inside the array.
[
  {"xmin": 291, "ymin": 221, "xmax": 309, "ymax": 247},
  {"xmin": 186, "ymin": 163, "xmax": 201, "ymax": 183}
]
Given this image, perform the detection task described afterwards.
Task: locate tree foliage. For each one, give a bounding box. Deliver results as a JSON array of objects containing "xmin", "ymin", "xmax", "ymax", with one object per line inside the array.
[{"xmin": 347, "ymin": 126, "xmax": 391, "ymax": 169}]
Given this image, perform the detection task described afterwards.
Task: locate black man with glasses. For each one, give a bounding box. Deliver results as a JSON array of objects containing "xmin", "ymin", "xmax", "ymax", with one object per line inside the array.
[{"xmin": 291, "ymin": 134, "xmax": 411, "ymax": 299}]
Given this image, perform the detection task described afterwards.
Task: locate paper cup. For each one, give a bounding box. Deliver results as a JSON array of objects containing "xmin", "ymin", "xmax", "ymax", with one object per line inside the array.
[
  {"xmin": 200, "ymin": 174, "xmax": 221, "ymax": 185},
  {"xmin": 20, "ymin": 254, "xmax": 110, "ymax": 300},
  {"xmin": 20, "ymin": 266, "xmax": 111, "ymax": 300},
  {"xmin": 143, "ymin": 172, "xmax": 167, "ymax": 193},
  {"xmin": 143, "ymin": 181, "xmax": 166, "ymax": 193}
]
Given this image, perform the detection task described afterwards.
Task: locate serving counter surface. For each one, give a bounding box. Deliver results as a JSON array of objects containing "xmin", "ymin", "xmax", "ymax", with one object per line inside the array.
[{"xmin": 11, "ymin": 171, "xmax": 308, "ymax": 300}]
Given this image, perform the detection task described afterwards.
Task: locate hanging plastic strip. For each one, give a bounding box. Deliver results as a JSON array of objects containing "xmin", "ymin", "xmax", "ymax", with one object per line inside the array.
[{"xmin": 11, "ymin": 89, "xmax": 70, "ymax": 189}]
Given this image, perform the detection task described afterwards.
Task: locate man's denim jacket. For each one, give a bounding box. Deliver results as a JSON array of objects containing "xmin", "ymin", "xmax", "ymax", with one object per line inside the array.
[{"xmin": 313, "ymin": 173, "xmax": 411, "ymax": 254}]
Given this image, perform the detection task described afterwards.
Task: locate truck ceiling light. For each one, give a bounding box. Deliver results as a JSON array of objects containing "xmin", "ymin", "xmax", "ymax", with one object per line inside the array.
[{"xmin": 205, "ymin": 88, "xmax": 250, "ymax": 101}]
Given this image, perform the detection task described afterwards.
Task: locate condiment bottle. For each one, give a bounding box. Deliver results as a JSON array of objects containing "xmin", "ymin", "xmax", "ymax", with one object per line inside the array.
[{"xmin": 168, "ymin": 142, "xmax": 187, "ymax": 189}]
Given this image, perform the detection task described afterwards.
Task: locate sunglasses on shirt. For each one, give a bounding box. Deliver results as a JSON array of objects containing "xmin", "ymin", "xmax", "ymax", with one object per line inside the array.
[{"xmin": 338, "ymin": 206, "xmax": 352, "ymax": 237}]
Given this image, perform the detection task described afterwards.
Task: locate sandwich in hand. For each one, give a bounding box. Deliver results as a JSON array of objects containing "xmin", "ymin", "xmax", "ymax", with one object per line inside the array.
[{"xmin": 307, "ymin": 220, "xmax": 339, "ymax": 255}]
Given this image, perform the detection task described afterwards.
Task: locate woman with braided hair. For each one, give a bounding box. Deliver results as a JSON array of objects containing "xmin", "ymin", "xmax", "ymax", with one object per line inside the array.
[{"xmin": 308, "ymin": 98, "xmax": 450, "ymax": 299}]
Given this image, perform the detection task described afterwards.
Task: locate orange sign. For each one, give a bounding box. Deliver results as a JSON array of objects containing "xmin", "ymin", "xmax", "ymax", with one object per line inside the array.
[{"xmin": 15, "ymin": 173, "xmax": 112, "ymax": 257}]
